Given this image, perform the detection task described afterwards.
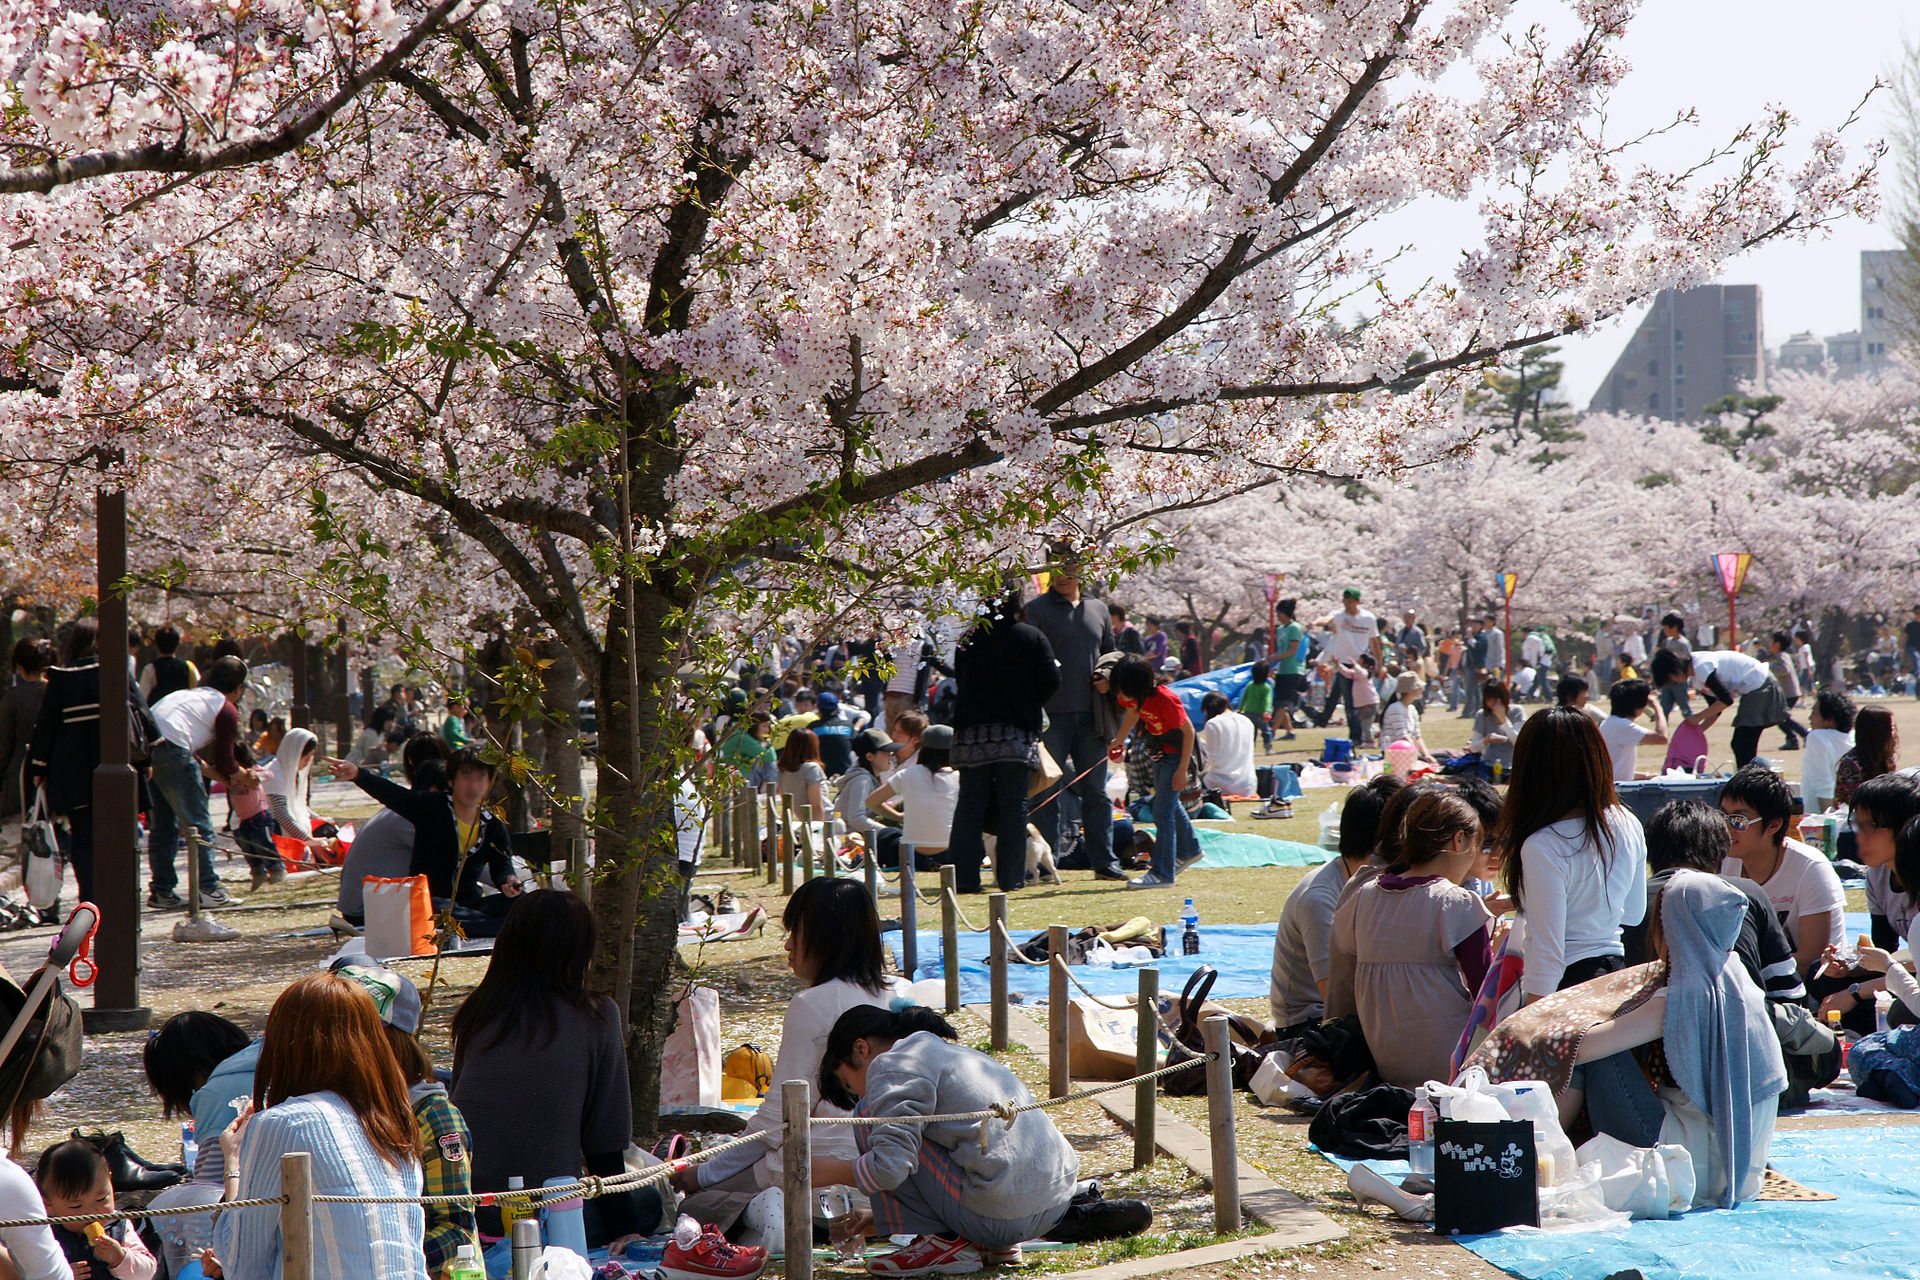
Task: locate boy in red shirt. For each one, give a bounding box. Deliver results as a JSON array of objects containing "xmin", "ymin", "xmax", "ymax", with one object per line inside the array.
[{"xmin": 1108, "ymin": 655, "xmax": 1200, "ymax": 888}]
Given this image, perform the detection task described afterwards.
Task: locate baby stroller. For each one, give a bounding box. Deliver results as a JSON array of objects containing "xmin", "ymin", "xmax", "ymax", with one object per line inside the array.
[{"xmin": 0, "ymin": 907, "xmax": 94, "ymax": 1121}]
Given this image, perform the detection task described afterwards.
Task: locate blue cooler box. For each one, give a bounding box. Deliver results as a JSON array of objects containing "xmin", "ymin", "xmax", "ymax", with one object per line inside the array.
[{"xmin": 1615, "ymin": 776, "xmax": 1727, "ymax": 826}]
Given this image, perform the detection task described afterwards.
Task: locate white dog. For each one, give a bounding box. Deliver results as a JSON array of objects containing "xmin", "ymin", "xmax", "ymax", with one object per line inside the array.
[{"xmin": 982, "ymin": 824, "xmax": 1058, "ymax": 884}]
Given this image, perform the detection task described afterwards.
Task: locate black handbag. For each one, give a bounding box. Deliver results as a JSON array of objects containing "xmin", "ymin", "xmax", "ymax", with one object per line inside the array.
[{"xmin": 1159, "ymin": 966, "xmax": 1264, "ymax": 1096}]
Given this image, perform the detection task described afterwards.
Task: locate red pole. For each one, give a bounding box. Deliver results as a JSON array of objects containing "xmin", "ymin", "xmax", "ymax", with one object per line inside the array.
[
  {"xmin": 1728, "ymin": 591, "xmax": 1736, "ymax": 649},
  {"xmin": 1268, "ymin": 596, "xmax": 1277, "ymax": 662}
]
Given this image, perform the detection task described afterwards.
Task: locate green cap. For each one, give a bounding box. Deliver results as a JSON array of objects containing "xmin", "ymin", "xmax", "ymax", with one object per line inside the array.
[{"xmin": 1342, "ymin": 587, "xmax": 1362, "ymax": 600}]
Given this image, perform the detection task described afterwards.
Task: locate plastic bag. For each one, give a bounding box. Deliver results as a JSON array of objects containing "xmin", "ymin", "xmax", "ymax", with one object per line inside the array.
[
  {"xmin": 1577, "ymin": 1133, "xmax": 1695, "ymax": 1220},
  {"xmin": 1485, "ymin": 1080, "xmax": 1580, "ymax": 1189},
  {"xmin": 1427, "ymin": 1066, "xmax": 1511, "ymax": 1122},
  {"xmin": 1536, "ymin": 1159, "xmax": 1630, "ymax": 1232},
  {"xmin": 527, "ymin": 1247, "xmax": 592, "ymax": 1280},
  {"xmin": 1250, "ymin": 1050, "xmax": 1317, "ymax": 1106}
]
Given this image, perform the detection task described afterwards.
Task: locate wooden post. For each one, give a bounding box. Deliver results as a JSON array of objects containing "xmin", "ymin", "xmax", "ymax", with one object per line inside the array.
[
  {"xmin": 862, "ymin": 828, "xmax": 880, "ymax": 904},
  {"xmin": 183, "ymin": 830, "xmax": 202, "ymax": 922},
  {"xmin": 782, "ymin": 1080, "xmax": 813, "ymax": 1280},
  {"xmin": 939, "ymin": 866, "xmax": 960, "ymax": 1013},
  {"xmin": 1203, "ymin": 1014, "xmax": 1242, "ymax": 1233},
  {"xmin": 280, "ymin": 1151, "xmax": 314, "ymax": 1280},
  {"xmin": 797, "ymin": 803, "xmax": 817, "ymax": 882},
  {"xmin": 1134, "ymin": 967, "xmax": 1159, "ymax": 1170},
  {"xmin": 780, "ymin": 795, "xmax": 796, "ymax": 895},
  {"xmin": 1048, "ymin": 925, "xmax": 1069, "ymax": 1099},
  {"xmin": 988, "ymin": 893, "xmax": 1008, "ymax": 1051},
  {"xmin": 745, "ymin": 790, "xmax": 763, "ymax": 874},
  {"xmin": 899, "ymin": 846, "xmax": 918, "ymax": 978},
  {"xmin": 765, "ymin": 793, "xmax": 779, "ymax": 886},
  {"xmin": 714, "ymin": 800, "xmax": 731, "ymax": 871}
]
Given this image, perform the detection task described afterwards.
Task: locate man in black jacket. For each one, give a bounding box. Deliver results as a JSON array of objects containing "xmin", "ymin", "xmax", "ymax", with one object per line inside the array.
[
  {"xmin": 1024, "ymin": 550, "xmax": 1126, "ymax": 881},
  {"xmin": 326, "ymin": 745, "xmax": 524, "ymax": 936}
]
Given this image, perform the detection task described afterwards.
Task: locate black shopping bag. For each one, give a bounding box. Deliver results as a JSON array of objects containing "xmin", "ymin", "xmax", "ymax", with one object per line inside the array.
[{"xmin": 1432, "ymin": 1119, "xmax": 1537, "ymax": 1236}]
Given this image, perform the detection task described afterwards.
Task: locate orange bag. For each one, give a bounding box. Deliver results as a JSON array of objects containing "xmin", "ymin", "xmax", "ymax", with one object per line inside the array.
[
  {"xmin": 362, "ymin": 875, "xmax": 436, "ymax": 959},
  {"xmin": 272, "ymin": 835, "xmax": 307, "ymax": 873}
]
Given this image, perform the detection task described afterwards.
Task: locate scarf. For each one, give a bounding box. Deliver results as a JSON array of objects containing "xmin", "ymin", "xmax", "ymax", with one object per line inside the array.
[
  {"xmin": 266, "ymin": 727, "xmax": 318, "ymax": 837},
  {"xmin": 1658, "ymin": 870, "xmax": 1787, "ymax": 1208}
]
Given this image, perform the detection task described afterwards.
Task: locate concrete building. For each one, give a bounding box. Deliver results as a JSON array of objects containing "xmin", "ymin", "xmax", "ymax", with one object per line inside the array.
[
  {"xmin": 1862, "ymin": 248, "xmax": 1904, "ymax": 370},
  {"xmin": 1776, "ymin": 331, "xmax": 1824, "ymax": 372},
  {"xmin": 1587, "ymin": 284, "xmax": 1765, "ymax": 421}
]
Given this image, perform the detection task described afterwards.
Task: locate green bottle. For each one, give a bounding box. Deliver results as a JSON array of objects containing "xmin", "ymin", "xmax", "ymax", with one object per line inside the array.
[{"xmin": 446, "ymin": 1242, "xmax": 485, "ymax": 1280}]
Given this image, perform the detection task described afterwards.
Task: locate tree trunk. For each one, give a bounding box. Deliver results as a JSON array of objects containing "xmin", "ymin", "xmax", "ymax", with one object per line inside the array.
[
  {"xmin": 538, "ymin": 639, "xmax": 586, "ymax": 889},
  {"xmin": 1814, "ymin": 606, "xmax": 1849, "ymax": 692},
  {"xmin": 587, "ymin": 579, "xmax": 686, "ymax": 1140}
]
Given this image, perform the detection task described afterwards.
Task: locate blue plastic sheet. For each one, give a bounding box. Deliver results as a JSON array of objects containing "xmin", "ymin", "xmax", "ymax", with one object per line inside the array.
[
  {"xmin": 1169, "ymin": 663, "xmax": 1254, "ymax": 724},
  {"xmin": 1324, "ymin": 1126, "xmax": 1920, "ymax": 1279},
  {"xmin": 883, "ymin": 923, "xmax": 1277, "ymax": 1002}
]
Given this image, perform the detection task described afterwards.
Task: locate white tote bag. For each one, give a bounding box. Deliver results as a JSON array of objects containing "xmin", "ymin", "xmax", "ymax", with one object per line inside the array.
[
  {"xmin": 22, "ymin": 790, "xmax": 63, "ymax": 909},
  {"xmin": 658, "ymin": 985, "xmax": 722, "ymax": 1106}
]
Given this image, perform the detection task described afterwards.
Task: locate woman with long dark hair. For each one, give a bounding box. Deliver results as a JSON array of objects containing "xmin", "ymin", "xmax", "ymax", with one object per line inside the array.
[
  {"xmin": 450, "ymin": 891, "xmax": 662, "ymax": 1248},
  {"xmin": 948, "ymin": 590, "xmax": 1060, "ymax": 893},
  {"xmin": 777, "ymin": 728, "xmax": 830, "ymax": 819},
  {"xmin": 1496, "ymin": 707, "xmax": 1647, "ymax": 1001},
  {"xmin": 208, "ymin": 973, "xmax": 426, "ymax": 1280},
  {"xmin": 1833, "ymin": 705, "xmax": 1898, "ymax": 807},
  {"xmin": 672, "ymin": 878, "xmax": 911, "ymax": 1223},
  {"xmin": 142, "ymin": 1011, "xmax": 257, "ymax": 1273}
]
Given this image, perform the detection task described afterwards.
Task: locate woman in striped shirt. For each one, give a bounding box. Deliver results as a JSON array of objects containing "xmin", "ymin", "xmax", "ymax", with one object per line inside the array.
[{"xmin": 206, "ymin": 973, "xmax": 428, "ymax": 1280}]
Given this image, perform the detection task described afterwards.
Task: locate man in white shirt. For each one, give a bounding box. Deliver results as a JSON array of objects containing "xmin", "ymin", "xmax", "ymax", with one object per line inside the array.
[
  {"xmin": 1198, "ymin": 693, "xmax": 1256, "ymax": 797},
  {"xmin": 1801, "ymin": 690, "xmax": 1855, "ymax": 814},
  {"xmin": 1719, "ymin": 764, "xmax": 1845, "ymax": 977},
  {"xmin": 1309, "ymin": 588, "xmax": 1382, "ymax": 734},
  {"xmin": 1520, "ymin": 628, "xmax": 1547, "ymax": 699},
  {"xmin": 148, "ymin": 655, "xmax": 255, "ymax": 910},
  {"xmin": 1598, "ymin": 678, "xmax": 1668, "ymax": 781},
  {"xmin": 1651, "ymin": 647, "xmax": 1784, "ymax": 769}
]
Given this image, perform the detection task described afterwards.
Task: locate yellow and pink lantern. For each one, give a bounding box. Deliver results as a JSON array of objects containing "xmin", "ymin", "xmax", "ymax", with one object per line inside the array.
[{"xmin": 1495, "ymin": 572, "xmax": 1518, "ymax": 680}]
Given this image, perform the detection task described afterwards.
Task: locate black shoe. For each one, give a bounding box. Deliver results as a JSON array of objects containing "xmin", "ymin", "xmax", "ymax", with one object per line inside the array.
[
  {"xmin": 1045, "ymin": 1197, "xmax": 1153, "ymax": 1243},
  {"xmin": 76, "ymin": 1130, "xmax": 188, "ymax": 1194},
  {"xmin": 1092, "ymin": 868, "xmax": 1129, "ymax": 882},
  {"xmin": 146, "ymin": 890, "xmax": 186, "ymax": 911},
  {"xmin": 1054, "ymin": 851, "xmax": 1093, "ymax": 872}
]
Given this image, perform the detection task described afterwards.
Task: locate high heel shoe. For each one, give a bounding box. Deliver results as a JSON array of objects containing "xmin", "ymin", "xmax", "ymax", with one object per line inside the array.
[{"xmin": 1346, "ymin": 1163, "xmax": 1433, "ymax": 1222}]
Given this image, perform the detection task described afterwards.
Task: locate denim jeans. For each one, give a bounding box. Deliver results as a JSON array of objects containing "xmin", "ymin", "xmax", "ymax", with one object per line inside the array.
[
  {"xmin": 147, "ymin": 740, "xmax": 220, "ymax": 896},
  {"xmin": 1150, "ymin": 754, "xmax": 1199, "ymax": 881},
  {"xmin": 1038, "ymin": 712, "xmax": 1117, "ymax": 874},
  {"xmin": 1570, "ymin": 1051, "xmax": 1665, "ymax": 1147},
  {"xmin": 1315, "ymin": 672, "xmax": 1359, "ymax": 732},
  {"xmin": 1658, "ymin": 681, "xmax": 1693, "ymax": 719},
  {"xmin": 948, "ymin": 760, "xmax": 1031, "ymax": 893}
]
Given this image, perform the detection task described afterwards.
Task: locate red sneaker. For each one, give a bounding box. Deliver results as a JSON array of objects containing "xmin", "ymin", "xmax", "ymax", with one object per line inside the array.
[
  {"xmin": 867, "ymin": 1235, "xmax": 983, "ymax": 1277},
  {"xmin": 983, "ymin": 1245, "xmax": 1023, "ymax": 1267},
  {"xmin": 662, "ymin": 1224, "xmax": 769, "ymax": 1280}
]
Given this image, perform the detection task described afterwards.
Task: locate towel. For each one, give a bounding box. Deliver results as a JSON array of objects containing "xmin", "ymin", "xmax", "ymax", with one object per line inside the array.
[{"xmin": 1658, "ymin": 871, "xmax": 1787, "ymax": 1208}]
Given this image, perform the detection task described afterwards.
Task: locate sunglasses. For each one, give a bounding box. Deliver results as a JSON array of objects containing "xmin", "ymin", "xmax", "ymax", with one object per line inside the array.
[{"xmin": 1720, "ymin": 812, "xmax": 1765, "ymax": 832}]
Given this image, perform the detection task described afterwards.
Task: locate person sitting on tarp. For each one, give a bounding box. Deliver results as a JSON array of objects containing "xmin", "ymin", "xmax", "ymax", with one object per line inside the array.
[{"xmin": 1464, "ymin": 871, "xmax": 1785, "ymax": 1209}]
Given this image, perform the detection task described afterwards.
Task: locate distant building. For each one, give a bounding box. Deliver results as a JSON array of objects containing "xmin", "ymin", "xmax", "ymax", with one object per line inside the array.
[
  {"xmin": 1587, "ymin": 285, "xmax": 1764, "ymax": 421},
  {"xmin": 1861, "ymin": 248, "xmax": 1904, "ymax": 370},
  {"xmin": 1776, "ymin": 331, "xmax": 1824, "ymax": 372},
  {"xmin": 1826, "ymin": 330, "xmax": 1863, "ymax": 379}
]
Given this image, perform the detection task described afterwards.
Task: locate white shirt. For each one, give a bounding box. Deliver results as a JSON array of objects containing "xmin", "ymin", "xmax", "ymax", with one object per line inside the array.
[
  {"xmin": 892, "ymin": 763, "xmax": 959, "ymax": 850},
  {"xmin": 1690, "ymin": 650, "xmax": 1769, "ymax": 698},
  {"xmin": 1323, "ymin": 609, "xmax": 1379, "ymax": 663},
  {"xmin": 1516, "ymin": 806, "xmax": 1648, "ymax": 998},
  {"xmin": 1722, "ymin": 838, "xmax": 1846, "ymax": 950},
  {"xmin": 1599, "ymin": 715, "xmax": 1652, "ymax": 782},
  {"xmin": 1800, "ymin": 728, "xmax": 1854, "ymax": 811},
  {"xmin": 1521, "ymin": 633, "xmax": 1545, "ymax": 665},
  {"xmin": 1200, "ymin": 710, "xmax": 1256, "ymax": 796},
  {"xmin": 886, "ymin": 642, "xmax": 922, "ymax": 696},
  {"xmin": 151, "ymin": 687, "xmax": 230, "ymax": 752},
  {"xmin": 1380, "ymin": 700, "xmax": 1421, "ymax": 747},
  {"xmin": 674, "ymin": 777, "xmax": 705, "ymax": 867},
  {"xmin": 0, "ymin": 1160, "xmax": 69, "ymax": 1280}
]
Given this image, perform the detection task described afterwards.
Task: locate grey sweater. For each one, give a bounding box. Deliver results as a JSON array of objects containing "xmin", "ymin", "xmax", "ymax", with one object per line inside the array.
[{"xmin": 852, "ymin": 1032, "xmax": 1078, "ymax": 1221}]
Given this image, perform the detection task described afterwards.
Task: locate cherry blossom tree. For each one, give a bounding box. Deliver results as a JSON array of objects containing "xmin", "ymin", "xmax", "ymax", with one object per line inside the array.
[{"xmin": 0, "ymin": 0, "xmax": 1881, "ymax": 1106}]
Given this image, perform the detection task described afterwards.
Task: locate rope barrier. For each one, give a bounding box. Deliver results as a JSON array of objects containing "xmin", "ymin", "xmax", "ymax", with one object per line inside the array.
[
  {"xmin": 1051, "ymin": 953, "xmax": 1141, "ymax": 1011},
  {"xmin": 992, "ymin": 918, "xmax": 1051, "ymax": 966},
  {"xmin": 0, "ymin": 1198, "xmax": 289, "ymax": 1229},
  {"xmin": 808, "ymin": 1055, "xmax": 1213, "ymax": 1125},
  {"xmin": 944, "ymin": 889, "xmax": 990, "ymax": 934}
]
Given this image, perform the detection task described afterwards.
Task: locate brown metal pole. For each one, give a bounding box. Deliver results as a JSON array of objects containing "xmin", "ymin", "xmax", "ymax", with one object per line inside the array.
[
  {"xmin": 1048, "ymin": 925, "xmax": 1070, "ymax": 1099},
  {"xmin": 87, "ymin": 488, "xmax": 149, "ymax": 1032},
  {"xmin": 330, "ymin": 640, "xmax": 352, "ymax": 757},
  {"xmin": 290, "ymin": 630, "xmax": 311, "ymax": 730}
]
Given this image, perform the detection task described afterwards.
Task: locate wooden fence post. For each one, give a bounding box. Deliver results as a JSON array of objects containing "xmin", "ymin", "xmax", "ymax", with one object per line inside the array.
[
  {"xmin": 1134, "ymin": 967, "xmax": 1158, "ymax": 1169},
  {"xmin": 765, "ymin": 793, "xmax": 779, "ymax": 886},
  {"xmin": 796, "ymin": 803, "xmax": 817, "ymax": 882},
  {"xmin": 744, "ymin": 790, "xmax": 762, "ymax": 873},
  {"xmin": 1203, "ymin": 1014, "xmax": 1242, "ymax": 1233},
  {"xmin": 988, "ymin": 893, "xmax": 1008, "ymax": 1051},
  {"xmin": 780, "ymin": 795, "xmax": 797, "ymax": 895},
  {"xmin": 280, "ymin": 1151, "xmax": 313, "ymax": 1280},
  {"xmin": 782, "ymin": 1080, "xmax": 813, "ymax": 1280},
  {"xmin": 1048, "ymin": 925, "xmax": 1069, "ymax": 1099},
  {"xmin": 899, "ymin": 847, "xmax": 919, "ymax": 978},
  {"xmin": 939, "ymin": 866, "xmax": 960, "ymax": 1013}
]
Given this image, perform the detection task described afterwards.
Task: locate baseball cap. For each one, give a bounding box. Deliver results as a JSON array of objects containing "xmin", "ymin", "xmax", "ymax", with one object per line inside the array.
[
  {"xmin": 330, "ymin": 959, "xmax": 423, "ymax": 1035},
  {"xmin": 854, "ymin": 727, "xmax": 901, "ymax": 756},
  {"xmin": 1342, "ymin": 587, "xmax": 1362, "ymax": 600},
  {"xmin": 816, "ymin": 691, "xmax": 839, "ymax": 715},
  {"xmin": 921, "ymin": 724, "xmax": 955, "ymax": 750}
]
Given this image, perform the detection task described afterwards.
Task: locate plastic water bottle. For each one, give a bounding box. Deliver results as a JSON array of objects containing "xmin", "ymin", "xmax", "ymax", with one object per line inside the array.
[
  {"xmin": 540, "ymin": 1175, "xmax": 589, "ymax": 1258},
  {"xmin": 1318, "ymin": 802, "xmax": 1342, "ymax": 852},
  {"xmin": 500, "ymin": 1176, "xmax": 535, "ymax": 1238},
  {"xmin": 180, "ymin": 1121, "xmax": 197, "ymax": 1169},
  {"xmin": 447, "ymin": 1243, "xmax": 485, "ymax": 1280},
  {"xmin": 1408, "ymin": 1086, "xmax": 1437, "ymax": 1177},
  {"xmin": 1180, "ymin": 898, "xmax": 1200, "ymax": 956}
]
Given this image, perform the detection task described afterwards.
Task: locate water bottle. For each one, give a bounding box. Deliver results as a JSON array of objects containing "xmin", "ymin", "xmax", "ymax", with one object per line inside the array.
[
  {"xmin": 540, "ymin": 1175, "xmax": 589, "ymax": 1258},
  {"xmin": 500, "ymin": 1175, "xmax": 535, "ymax": 1238},
  {"xmin": 447, "ymin": 1243, "xmax": 485, "ymax": 1280},
  {"xmin": 1180, "ymin": 897, "xmax": 1200, "ymax": 956},
  {"xmin": 1408, "ymin": 1085, "xmax": 1437, "ymax": 1177},
  {"xmin": 181, "ymin": 1120, "xmax": 197, "ymax": 1169}
]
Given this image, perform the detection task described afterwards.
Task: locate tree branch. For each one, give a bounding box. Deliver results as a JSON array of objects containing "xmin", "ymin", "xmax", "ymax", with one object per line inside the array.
[{"xmin": 0, "ymin": 0, "xmax": 469, "ymax": 195}]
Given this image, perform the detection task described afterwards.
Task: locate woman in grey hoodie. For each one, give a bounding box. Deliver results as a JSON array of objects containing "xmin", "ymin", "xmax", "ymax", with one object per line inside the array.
[{"xmin": 813, "ymin": 1006, "xmax": 1077, "ymax": 1276}]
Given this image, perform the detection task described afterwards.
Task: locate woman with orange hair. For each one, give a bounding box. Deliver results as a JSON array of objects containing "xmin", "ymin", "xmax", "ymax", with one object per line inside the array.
[{"xmin": 206, "ymin": 973, "xmax": 428, "ymax": 1280}]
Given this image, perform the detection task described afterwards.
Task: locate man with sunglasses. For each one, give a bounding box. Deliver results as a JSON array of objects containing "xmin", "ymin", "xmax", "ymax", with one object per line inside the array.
[{"xmin": 1717, "ymin": 764, "xmax": 1845, "ymax": 978}]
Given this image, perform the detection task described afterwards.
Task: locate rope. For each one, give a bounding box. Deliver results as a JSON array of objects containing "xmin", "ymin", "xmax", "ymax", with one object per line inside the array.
[
  {"xmin": 808, "ymin": 1055, "xmax": 1214, "ymax": 1125},
  {"xmin": 0, "ymin": 1198, "xmax": 289, "ymax": 1229},
  {"xmin": 1051, "ymin": 954, "xmax": 1140, "ymax": 1011},
  {"xmin": 992, "ymin": 919, "xmax": 1050, "ymax": 966},
  {"xmin": 946, "ymin": 891, "xmax": 990, "ymax": 934}
]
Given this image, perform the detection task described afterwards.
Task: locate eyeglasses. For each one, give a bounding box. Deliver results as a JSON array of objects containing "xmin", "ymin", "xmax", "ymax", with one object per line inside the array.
[{"xmin": 1720, "ymin": 812, "xmax": 1765, "ymax": 831}]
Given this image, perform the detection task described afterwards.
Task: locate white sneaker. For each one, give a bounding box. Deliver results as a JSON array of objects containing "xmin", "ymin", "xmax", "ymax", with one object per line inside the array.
[
  {"xmin": 172, "ymin": 915, "xmax": 241, "ymax": 943},
  {"xmin": 1126, "ymin": 873, "xmax": 1174, "ymax": 890}
]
